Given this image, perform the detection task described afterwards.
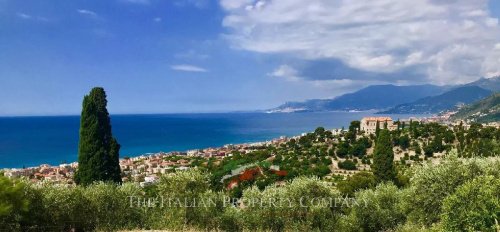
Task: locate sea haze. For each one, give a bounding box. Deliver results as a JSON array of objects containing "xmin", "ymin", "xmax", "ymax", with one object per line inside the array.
[{"xmin": 0, "ymin": 112, "xmax": 425, "ymax": 168}]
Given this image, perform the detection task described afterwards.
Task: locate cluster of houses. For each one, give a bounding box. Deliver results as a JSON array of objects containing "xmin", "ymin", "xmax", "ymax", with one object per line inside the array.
[
  {"xmin": 3, "ymin": 163, "xmax": 77, "ymax": 184},
  {"xmin": 359, "ymin": 115, "xmax": 498, "ymax": 135},
  {"xmin": 1, "ymin": 136, "xmax": 291, "ymax": 186},
  {"xmin": 3, "ymin": 116, "xmax": 496, "ymax": 186}
]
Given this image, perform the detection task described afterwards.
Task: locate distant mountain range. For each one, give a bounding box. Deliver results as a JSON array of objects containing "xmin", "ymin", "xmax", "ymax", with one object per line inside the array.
[
  {"xmin": 269, "ymin": 84, "xmax": 449, "ymax": 113},
  {"xmin": 269, "ymin": 76, "xmax": 500, "ymax": 114},
  {"xmin": 463, "ymin": 77, "xmax": 500, "ymax": 92},
  {"xmin": 450, "ymin": 93, "xmax": 500, "ymax": 123},
  {"xmin": 381, "ymin": 77, "xmax": 500, "ymax": 114},
  {"xmin": 379, "ymin": 86, "xmax": 492, "ymax": 114}
]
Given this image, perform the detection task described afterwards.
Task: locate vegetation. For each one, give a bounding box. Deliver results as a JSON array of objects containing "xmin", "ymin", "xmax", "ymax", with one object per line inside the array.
[
  {"xmin": 75, "ymin": 87, "xmax": 121, "ymax": 185},
  {"xmin": 372, "ymin": 130, "xmax": 396, "ymax": 182},
  {"xmin": 336, "ymin": 171, "xmax": 376, "ymax": 197},
  {"xmin": 451, "ymin": 92, "xmax": 500, "ymax": 123},
  {"xmin": 2, "ymin": 155, "xmax": 499, "ymax": 231},
  {"xmin": 3, "ymin": 113, "xmax": 500, "ymax": 231},
  {"xmin": 381, "ymin": 86, "xmax": 493, "ymax": 114}
]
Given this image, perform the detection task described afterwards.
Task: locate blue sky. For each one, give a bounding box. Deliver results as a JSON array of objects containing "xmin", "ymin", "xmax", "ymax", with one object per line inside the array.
[{"xmin": 0, "ymin": 0, "xmax": 499, "ymax": 116}]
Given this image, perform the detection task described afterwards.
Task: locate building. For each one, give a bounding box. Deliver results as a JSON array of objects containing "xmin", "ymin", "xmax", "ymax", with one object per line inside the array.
[{"xmin": 360, "ymin": 117, "xmax": 397, "ymax": 134}]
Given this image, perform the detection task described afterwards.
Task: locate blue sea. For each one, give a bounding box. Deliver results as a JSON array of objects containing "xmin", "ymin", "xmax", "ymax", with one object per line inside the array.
[{"xmin": 0, "ymin": 112, "xmax": 423, "ymax": 168}]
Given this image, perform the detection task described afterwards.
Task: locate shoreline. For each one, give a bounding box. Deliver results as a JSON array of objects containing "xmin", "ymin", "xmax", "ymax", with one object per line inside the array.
[
  {"xmin": 2, "ymin": 115, "xmax": 496, "ymax": 185},
  {"xmin": 0, "ymin": 113, "xmax": 437, "ymax": 170}
]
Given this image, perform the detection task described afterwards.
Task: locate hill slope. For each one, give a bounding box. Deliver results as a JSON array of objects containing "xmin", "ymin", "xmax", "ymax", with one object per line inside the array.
[
  {"xmin": 463, "ymin": 76, "xmax": 500, "ymax": 92},
  {"xmin": 269, "ymin": 84, "xmax": 447, "ymax": 112},
  {"xmin": 450, "ymin": 93, "xmax": 500, "ymax": 123},
  {"xmin": 379, "ymin": 86, "xmax": 492, "ymax": 114}
]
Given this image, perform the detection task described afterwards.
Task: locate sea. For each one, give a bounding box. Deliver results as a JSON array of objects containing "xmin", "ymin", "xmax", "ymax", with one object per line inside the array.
[{"xmin": 0, "ymin": 112, "xmax": 425, "ymax": 168}]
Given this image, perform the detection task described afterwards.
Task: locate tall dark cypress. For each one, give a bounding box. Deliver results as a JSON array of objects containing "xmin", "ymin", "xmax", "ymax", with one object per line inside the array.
[
  {"xmin": 75, "ymin": 87, "xmax": 121, "ymax": 185},
  {"xmin": 372, "ymin": 130, "xmax": 396, "ymax": 182}
]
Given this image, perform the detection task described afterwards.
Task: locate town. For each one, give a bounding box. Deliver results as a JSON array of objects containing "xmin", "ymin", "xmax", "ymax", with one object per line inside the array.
[{"xmin": 3, "ymin": 114, "xmax": 498, "ymax": 187}]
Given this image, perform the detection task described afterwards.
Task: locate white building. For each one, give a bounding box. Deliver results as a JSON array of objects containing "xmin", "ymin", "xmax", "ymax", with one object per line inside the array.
[{"xmin": 360, "ymin": 117, "xmax": 398, "ymax": 134}]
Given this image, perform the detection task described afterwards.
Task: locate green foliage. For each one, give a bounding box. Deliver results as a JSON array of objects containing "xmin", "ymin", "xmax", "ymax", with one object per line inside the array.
[
  {"xmin": 3, "ymin": 181, "xmax": 144, "ymax": 231},
  {"xmin": 399, "ymin": 135, "xmax": 410, "ymax": 150},
  {"xmin": 238, "ymin": 176, "xmax": 341, "ymax": 231},
  {"xmin": 423, "ymin": 143, "xmax": 434, "ymax": 157},
  {"xmin": 337, "ymin": 171, "xmax": 376, "ymax": 197},
  {"xmin": 451, "ymin": 93, "xmax": 500, "ymax": 123},
  {"xmin": 149, "ymin": 169, "xmax": 228, "ymax": 231},
  {"xmin": 441, "ymin": 175, "xmax": 500, "ymax": 232},
  {"xmin": 0, "ymin": 176, "xmax": 29, "ymax": 231},
  {"xmin": 347, "ymin": 121, "xmax": 360, "ymax": 142},
  {"xmin": 84, "ymin": 183, "xmax": 144, "ymax": 231},
  {"xmin": 402, "ymin": 155, "xmax": 500, "ymax": 226},
  {"xmin": 375, "ymin": 120, "xmax": 381, "ymax": 137},
  {"xmin": 75, "ymin": 87, "xmax": 121, "ymax": 185},
  {"xmin": 431, "ymin": 134, "xmax": 444, "ymax": 153},
  {"xmin": 336, "ymin": 141, "xmax": 350, "ymax": 158},
  {"xmin": 372, "ymin": 130, "xmax": 396, "ymax": 182},
  {"xmin": 349, "ymin": 120, "xmax": 361, "ymax": 133},
  {"xmin": 3, "ymin": 154, "xmax": 500, "ymax": 231},
  {"xmin": 338, "ymin": 160, "xmax": 357, "ymax": 170},
  {"xmin": 350, "ymin": 142, "xmax": 367, "ymax": 157},
  {"xmin": 391, "ymin": 222, "xmax": 434, "ymax": 232},
  {"xmin": 339, "ymin": 183, "xmax": 406, "ymax": 232}
]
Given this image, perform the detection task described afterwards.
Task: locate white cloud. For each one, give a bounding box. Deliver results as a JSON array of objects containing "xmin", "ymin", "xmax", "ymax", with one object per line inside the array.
[
  {"xmin": 220, "ymin": 0, "xmax": 500, "ymax": 84},
  {"xmin": 220, "ymin": 0, "xmax": 253, "ymax": 10},
  {"xmin": 77, "ymin": 9, "xmax": 98, "ymax": 18},
  {"xmin": 16, "ymin": 12, "xmax": 51, "ymax": 22},
  {"xmin": 171, "ymin": 64, "xmax": 208, "ymax": 72},
  {"xmin": 154, "ymin": 17, "xmax": 162, "ymax": 22},
  {"xmin": 269, "ymin": 64, "xmax": 301, "ymax": 81},
  {"xmin": 16, "ymin": 12, "xmax": 31, "ymax": 19}
]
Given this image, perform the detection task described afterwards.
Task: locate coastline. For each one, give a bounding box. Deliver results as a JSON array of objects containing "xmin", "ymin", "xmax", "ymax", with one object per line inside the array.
[
  {"xmin": 0, "ymin": 111, "xmax": 430, "ymax": 169},
  {"xmin": 3, "ymin": 113, "xmax": 497, "ymax": 185}
]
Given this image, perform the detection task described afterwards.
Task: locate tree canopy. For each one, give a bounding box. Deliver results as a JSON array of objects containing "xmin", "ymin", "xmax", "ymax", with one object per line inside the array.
[
  {"xmin": 75, "ymin": 87, "xmax": 121, "ymax": 185},
  {"xmin": 372, "ymin": 130, "xmax": 396, "ymax": 182}
]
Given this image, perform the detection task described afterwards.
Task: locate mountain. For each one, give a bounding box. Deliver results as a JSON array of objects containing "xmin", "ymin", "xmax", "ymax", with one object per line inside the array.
[
  {"xmin": 269, "ymin": 84, "xmax": 448, "ymax": 112},
  {"xmin": 450, "ymin": 93, "xmax": 500, "ymax": 123},
  {"xmin": 379, "ymin": 86, "xmax": 493, "ymax": 114},
  {"xmin": 463, "ymin": 76, "xmax": 500, "ymax": 92}
]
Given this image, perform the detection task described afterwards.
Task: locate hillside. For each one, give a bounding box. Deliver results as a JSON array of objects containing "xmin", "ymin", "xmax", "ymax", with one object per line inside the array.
[
  {"xmin": 270, "ymin": 76, "xmax": 500, "ymax": 113},
  {"xmin": 269, "ymin": 84, "xmax": 447, "ymax": 112},
  {"xmin": 379, "ymin": 86, "xmax": 492, "ymax": 114},
  {"xmin": 450, "ymin": 93, "xmax": 500, "ymax": 123},
  {"xmin": 463, "ymin": 76, "xmax": 500, "ymax": 92}
]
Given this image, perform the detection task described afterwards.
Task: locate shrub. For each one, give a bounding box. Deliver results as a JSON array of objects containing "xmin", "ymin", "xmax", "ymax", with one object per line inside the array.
[
  {"xmin": 37, "ymin": 184, "xmax": 95, "ymax": 231},
  {"xmin": 403, "ymin": 154, "xmax": 500, "ymax": 226},
  {"xmin": 151, "ymin": 169, "xmax": 214, "ymax": 230},
  {"xmin": 0, "ymin": 176, "xmax": 29, "ymax": 231},
  {"xmin": 339, "ymin": 183, "xmax": 405, "ymax": 232},
  {"xmin": 338, "ymin": 160, "xmax": 357, "ymax": 170},
  {"xmin": 238, "ymin": 176, "xmax": 341, "ymax": 231},
  {"xmin": 441, "ymin": 175, "xmax": 500, "ymax": 231},
  {"xmin": 337, "ymin": 172, "xmax": 376, "ymax": 197},
  {"xmin": 85, "ymin": 182, "xmax": 144, "ymax": 231}
]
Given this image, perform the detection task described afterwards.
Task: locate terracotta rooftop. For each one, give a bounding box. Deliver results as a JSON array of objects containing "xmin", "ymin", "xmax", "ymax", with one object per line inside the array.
[{"xmin": 361, "ymin": 117, "xmax": 393, "ymax": 121}]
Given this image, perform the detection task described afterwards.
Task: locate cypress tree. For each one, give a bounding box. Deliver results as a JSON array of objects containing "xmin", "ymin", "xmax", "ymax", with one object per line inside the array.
[
  {"xmin": 75, "ymin": 87, "xmax": 121, "ymax": 185},
  {"xmin": 375, "ymin": 120, "xmax": 381, "ymax": 137},
  {"xmin": 372, "ymin": 130, "xmax": 396, "ymax": 182}
]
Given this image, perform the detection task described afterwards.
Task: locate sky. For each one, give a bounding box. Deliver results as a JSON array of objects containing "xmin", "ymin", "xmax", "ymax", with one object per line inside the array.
[{"xmin": 0, "ymin": 0, "xmax": 499, "ymax": 116}]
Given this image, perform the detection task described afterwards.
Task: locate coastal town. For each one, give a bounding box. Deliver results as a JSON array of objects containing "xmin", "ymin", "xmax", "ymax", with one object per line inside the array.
[
  {"xmin": 1, "ymin": 135, "xmax": 290, "ymax": 186},
  {"xmin": 3, "ymin": 114, "xmax": 498, "ymax": 187}
]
